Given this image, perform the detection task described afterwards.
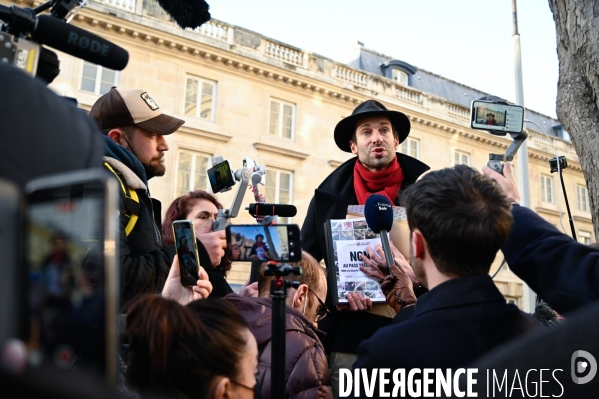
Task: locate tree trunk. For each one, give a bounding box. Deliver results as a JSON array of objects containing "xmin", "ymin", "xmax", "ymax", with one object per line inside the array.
[{"xmin": 549, "ymin": 0, "xmax": 599, "ymax": 238}]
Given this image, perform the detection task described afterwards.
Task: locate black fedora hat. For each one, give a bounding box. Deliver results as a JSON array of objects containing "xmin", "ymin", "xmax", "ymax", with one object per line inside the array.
[{"xmin": 334, "ymin": 100, "xmax": 411, "ymax": 152}]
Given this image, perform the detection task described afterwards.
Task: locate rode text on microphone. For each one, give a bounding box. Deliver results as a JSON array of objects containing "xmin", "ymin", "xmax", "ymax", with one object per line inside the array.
[{"xmin": 0, "ymin": 1, "xmax": 130, "ymax": 82}]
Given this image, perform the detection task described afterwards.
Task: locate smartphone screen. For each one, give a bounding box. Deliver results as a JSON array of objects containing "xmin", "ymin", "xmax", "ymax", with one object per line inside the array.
[
  {"xmin": 470, "ymin": 100, "xmax": 524, "ymax": 134},
  {"xmin": 226, "ymin": 224, "xmax": 301, "ymax": 262},
  {"xmin": 207, "ymin": 160, "xmax": 235, "ymax": 193},
  {"xmin": 173, "ymin": 220, "xmax": 200, "ymax": 287},
  {"xmin": 24, "ymin": 170, "xmax": 118, "ymax": 382}
]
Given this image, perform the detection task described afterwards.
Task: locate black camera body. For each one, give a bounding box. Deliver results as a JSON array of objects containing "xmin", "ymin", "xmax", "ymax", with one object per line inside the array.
[{"xmin": 549, "ymin": 156, "xmax": 568, "ymax": 173}]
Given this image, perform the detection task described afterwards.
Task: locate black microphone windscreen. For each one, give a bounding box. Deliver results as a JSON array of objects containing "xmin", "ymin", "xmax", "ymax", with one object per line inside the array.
[
  {"xmin": 32, "ymin": 16, "xmax": 129, "ymax": 71},
  {"xmin": 156, "ymin": 0, "xmax": 211, "ymax": 29},
  {"xmin": 364, "ymin": 194, "xmax": 394, "ymax": 233},
  {"xmin": 247, "ymin": 203, "xmax": 297, "ymax": 217}
]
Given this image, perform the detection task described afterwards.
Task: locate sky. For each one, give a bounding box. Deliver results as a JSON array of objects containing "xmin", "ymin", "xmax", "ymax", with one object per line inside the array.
[{"xmin": 210, "ymin": 0, "xmax": 559, "ymax": 119}]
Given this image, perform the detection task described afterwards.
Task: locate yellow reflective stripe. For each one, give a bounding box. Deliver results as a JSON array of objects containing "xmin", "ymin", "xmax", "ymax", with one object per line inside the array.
[
  {"xmin": 104, "ymin": 162, "xmax": 127, "ymax": 194},
  {"xmin": 104, "ymin": 162, "xmax": 140, "ymax": 237}
]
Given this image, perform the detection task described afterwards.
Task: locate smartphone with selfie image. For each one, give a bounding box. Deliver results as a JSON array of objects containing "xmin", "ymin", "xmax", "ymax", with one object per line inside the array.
[
  {"xmin": 470, "ymin": 100, "xmax": 524, "ymax": 134},
  {"xmin": 207, "ymin": 159, "xmax": 235, "ymax": 193},
  {"xmin": 226, "ymin": 224, "xmax": 301, "ymax": 262},
  {"xmin": 173, "ymin": 220, "xmax": 200, "ymax": 287},
  {"xmin": 23, "ymin": 169, "xmax": 119, "ymax": 383}
]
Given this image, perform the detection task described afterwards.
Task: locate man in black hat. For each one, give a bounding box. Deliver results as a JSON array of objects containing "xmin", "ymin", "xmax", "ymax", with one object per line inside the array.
[{"xmin": 300, "ymin": 99, "xmax": 429, "ymax": 396}]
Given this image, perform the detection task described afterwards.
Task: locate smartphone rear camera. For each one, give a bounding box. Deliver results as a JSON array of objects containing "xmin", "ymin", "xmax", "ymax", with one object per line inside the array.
[{"xmin": 289, "ymin": 241, "xmax": 295, "ymax": 248}]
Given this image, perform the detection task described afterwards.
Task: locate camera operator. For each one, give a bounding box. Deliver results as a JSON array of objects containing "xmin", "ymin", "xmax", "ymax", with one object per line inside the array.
[
  {"xmin": 353, "ymin": 166, "xmax": 540, "ymax": 392},
  {"xmin": 484, "ymin": 162, "xmax": 599, "ymax": 314},
  {"xmin": 90, "ymin": 87, "xmax": 184, "ymax": 304}
]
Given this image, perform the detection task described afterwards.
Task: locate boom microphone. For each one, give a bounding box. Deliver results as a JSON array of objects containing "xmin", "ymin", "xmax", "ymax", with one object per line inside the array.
[
  {"xmin": 246, "ymin": 203, "xmax": 297, "ymax": 218},
  {"xmin": 364, "ymin": 194, "xmax": 395, "ymax": 269},
  {"xmin": 31, "ymin": 16, "xmax": 129, "ymax": 70},
  {"xmin": 156, "ymin": 0, "xmax": 211, "ymax": 29}
]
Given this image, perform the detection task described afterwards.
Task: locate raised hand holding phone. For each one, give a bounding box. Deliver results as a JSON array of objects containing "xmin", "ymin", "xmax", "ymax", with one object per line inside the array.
[
  {"xmin": 173, "ymin": 220, "xmax": 201, "ymax": 287},
  {"xmin": 162, "ymin": 256, "xmax": 212, "ymax": 305}
]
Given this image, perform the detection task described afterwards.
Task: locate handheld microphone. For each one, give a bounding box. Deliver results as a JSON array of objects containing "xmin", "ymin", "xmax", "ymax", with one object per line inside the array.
[
  {"xmin": 364, "ymin": 194, "xmax": 395, "ymax": 269},
  {"xmin": 156, "ymin": 0, "xmax": 211, "ymax": 29},
  {"xmin": 246, "ymin": 203, "xmax": 297, "ymax": 218},
  {"xmin": 31, "ymin": 16, "xmax": 129, "ymax": 70}
]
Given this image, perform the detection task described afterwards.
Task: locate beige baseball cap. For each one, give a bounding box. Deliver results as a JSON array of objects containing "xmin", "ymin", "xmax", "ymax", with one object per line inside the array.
[{"xmin": 90, "ymin": 87, "xmax": 184, "ymax": 135}]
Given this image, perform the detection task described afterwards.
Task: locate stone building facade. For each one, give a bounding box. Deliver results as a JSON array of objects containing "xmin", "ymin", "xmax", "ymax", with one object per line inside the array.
[{"xmin": 6, "ymin": 0, "xmax": 594, "ymax": 307}]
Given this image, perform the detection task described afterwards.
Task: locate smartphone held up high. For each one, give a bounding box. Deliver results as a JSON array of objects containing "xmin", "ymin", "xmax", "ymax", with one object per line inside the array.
[
  {"xmin": 173, "ymin": 220, "xmax": 201, "ymax": 287},
  {"xmin": 470, "ymin": 100, "xmax": 524, "ymax": 134}
]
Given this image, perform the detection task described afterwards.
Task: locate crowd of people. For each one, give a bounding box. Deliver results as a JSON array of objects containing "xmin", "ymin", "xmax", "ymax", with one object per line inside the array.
[{"xmin": 3, "ymin": 66, "xmax": 599, "ymax": 398}]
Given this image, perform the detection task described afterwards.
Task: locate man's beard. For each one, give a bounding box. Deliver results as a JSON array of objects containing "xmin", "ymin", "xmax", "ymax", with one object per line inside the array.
[
  {"xmin": 358, "ymin": 143, "xmax": 395, "ymax": 171},
  {"xmin": 143, "ymin": 156, "xmax": 166, "ymax": 179}
]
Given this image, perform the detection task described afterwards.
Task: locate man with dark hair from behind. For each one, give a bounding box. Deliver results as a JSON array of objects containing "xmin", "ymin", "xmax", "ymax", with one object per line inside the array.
[{"xmin": 353, "ymin": 165, "xmax": 539, "ymax": 394}]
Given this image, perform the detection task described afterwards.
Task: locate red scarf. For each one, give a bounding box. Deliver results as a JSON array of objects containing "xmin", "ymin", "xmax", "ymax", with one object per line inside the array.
[{"xmin": 354, "ymin": 157, "xmax": 404, "ymax": 205}]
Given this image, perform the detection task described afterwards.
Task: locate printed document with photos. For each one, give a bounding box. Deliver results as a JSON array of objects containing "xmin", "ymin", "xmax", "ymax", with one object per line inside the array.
[{"xmin": 323, "ymin": 217, "xmax": 387, "ymax": 305}]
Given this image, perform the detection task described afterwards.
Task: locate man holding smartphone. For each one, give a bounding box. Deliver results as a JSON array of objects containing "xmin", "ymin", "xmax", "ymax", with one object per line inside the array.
[{"xmin": 90, "ymin": 87, "xmax": 185, "ymax": 303}]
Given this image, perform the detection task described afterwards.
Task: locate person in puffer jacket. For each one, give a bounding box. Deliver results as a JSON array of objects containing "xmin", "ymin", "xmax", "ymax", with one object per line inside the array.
[{"xmin": 225, "ymin": 252, "xmax": 333, "ymax": 399}]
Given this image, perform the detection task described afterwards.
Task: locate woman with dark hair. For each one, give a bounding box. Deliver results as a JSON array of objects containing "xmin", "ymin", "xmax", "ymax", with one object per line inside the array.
[
  {"xmin": 125, "ymin": 295, "xmax": 258, "ymax": 399},
  {"xmin": 162, "ymin": 191, "xmax": 233, "ymax": 297}
]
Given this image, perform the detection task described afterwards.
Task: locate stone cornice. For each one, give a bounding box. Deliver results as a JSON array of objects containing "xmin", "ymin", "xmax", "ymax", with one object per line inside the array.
[
  {"xmin": 253, "ymin": 143, "xmax": 310, "ymax": 160},
  {"xmin": 535, "ymin": 206, "xmax": 561, "ymax": 217},
  {"xmin": 177, "ymin": 126, "xmax": 232, "ymax": 142},
  {"xmin": 328, "ymin": 160, "xmax": 343, "ymax": 168},
  {"xmin": 65, "ymin": 9, "xmax": 370, "ymax": 107},
  {"xmin": 573, "ymin": 214, "xmax": 593, "ymax": 222}
]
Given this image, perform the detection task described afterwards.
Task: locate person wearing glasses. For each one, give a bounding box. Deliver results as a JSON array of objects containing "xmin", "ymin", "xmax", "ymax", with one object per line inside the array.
[{"xmin": 225, "ymin": 251, "xmax": 333, "ymax": 399}]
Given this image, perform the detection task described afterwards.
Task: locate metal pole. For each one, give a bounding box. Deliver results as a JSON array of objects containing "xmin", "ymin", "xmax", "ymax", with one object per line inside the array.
[
  {"xmin": 270, "ymin": 277, "xmax": 287, "ymax": 399},
  {"xmin": 512, "ymin": 0, "xmax": 535, "ymax": 314}
]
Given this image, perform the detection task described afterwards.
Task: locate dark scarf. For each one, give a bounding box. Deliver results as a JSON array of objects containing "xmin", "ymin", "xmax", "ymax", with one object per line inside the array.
[{"xmin": 353, "ymin": 157, "xmax": 404, "ymax": 205}]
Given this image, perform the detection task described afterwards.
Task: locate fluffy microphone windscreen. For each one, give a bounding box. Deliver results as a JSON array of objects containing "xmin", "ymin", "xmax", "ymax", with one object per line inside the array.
[
  {"xmin": 156, "ymin": 0, "xmax": 211, "ymax": 29},
  {"xmin": 364, "ymin": 194, "xmax": 394, "ymax": 234}
]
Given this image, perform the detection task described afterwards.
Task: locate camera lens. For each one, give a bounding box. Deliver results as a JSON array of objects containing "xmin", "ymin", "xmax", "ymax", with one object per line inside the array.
[
  {"xmin": 290, "ymin": 251, "xmax": 295, "ymax": 257},
  {"xmin": 289, "ymin": 241, "xmax": 295, "ymax": 248},
  {"xmin": 289, "ymin": 230, "xmax": 294, "ymax": 237}
]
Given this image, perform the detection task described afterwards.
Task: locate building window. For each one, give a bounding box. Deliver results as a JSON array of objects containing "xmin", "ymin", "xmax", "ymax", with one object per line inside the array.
[
  {"xmin": 265, "ymin": 168, "xmax": 293, "ymax": 223},
  {"xmin": 541, "ymin": 175, "xmax": 554, "ymax": 203},
  {"xmin": 269, "ymin": 100, "xmax": 295, "ymax": 139},
  {"xmin": 175, "ymin": 151, "xmax": 211, "ymax": 198},
  {"xmin": 454, "ymin": 150, "xmax": 471, "ymax": 166},
  {"xmin": 578, "ymin": 185, "xmax": 589, "ymax": 212},
  {"xmin": 392, "ymin": 69, "xmax": 409, "ymax": 85},
  {"xmin": 184, "ymin": 77, "xmax": 216, "ymax": 121},
  {"xmin": 579, "ymin": 231, "xmax": 591, "ymax": 245},
  {"xmin": 80, "ymin": 61, "xmax": 119, "ymax": 95},
  {"xmin": 400, "ymin": 138, "xmax": 420, "ymax": 160}
]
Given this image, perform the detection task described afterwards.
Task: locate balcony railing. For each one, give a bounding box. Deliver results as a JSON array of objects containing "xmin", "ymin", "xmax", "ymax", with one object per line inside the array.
[
  {"xmin": 265, "ymin": 41, "xmax": 303, "ymax": 66},
  {"xmin": 95, "ymin": 0, "xmax": 135, "ymax": 12}
]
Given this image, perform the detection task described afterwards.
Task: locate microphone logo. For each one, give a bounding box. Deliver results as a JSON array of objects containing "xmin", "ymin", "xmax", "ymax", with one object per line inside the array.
[
  {"xmin": 376, "ymin": 202, "xmax": 391, "ymax": 210},
  {"xmin": 67, "ymin": 32, "xmax": 109, "ymax": 56}
]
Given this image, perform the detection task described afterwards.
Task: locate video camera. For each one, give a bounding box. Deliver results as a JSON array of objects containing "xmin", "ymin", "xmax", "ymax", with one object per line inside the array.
[
  {"xmin": 470, "ymin": 96, "xmax": 527, "ymax": 175},
  {"xmin": 0, "ymin": 0, "xmax": 129, "ymax": 83}
]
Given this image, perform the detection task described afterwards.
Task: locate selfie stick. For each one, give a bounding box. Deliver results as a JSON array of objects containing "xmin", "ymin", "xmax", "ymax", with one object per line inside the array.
[
  {"xmin": 480, "ymin": 96, "xmax": 528, "ymax": 175},
  {"xmin": 261, "ymin": 214, "xmax": 302, "ymax": 399},
  {"xmin": 212, "ymin": 167, "xmax": 251, "ymax": 231}
]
